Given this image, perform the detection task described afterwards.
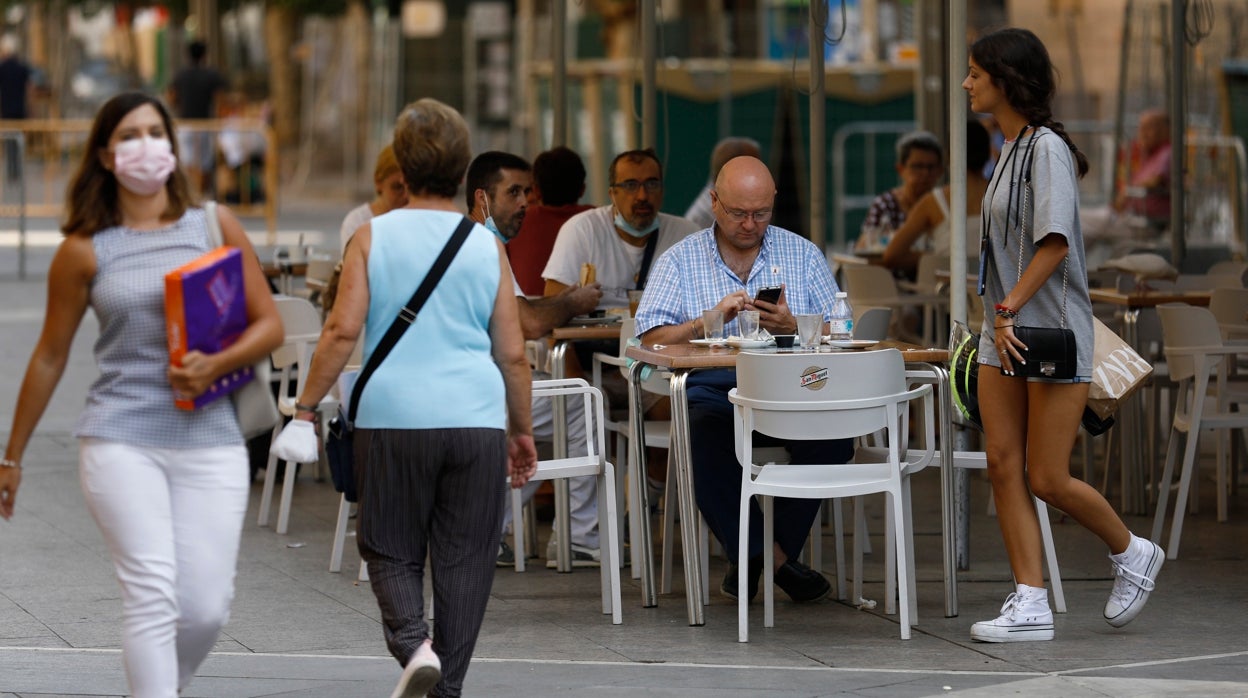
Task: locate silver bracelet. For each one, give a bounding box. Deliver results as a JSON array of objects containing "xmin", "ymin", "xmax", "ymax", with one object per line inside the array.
[{"xmin": 0, "ymin": 458, "xmax": 19, "ymax": 469}]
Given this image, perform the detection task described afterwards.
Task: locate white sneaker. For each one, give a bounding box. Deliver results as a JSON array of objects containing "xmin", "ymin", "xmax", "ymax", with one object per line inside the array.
[
  {"xmin": 970, "ymin": 585, "xmax": 1054, "ymax": 643},
  {"xmin": 390, "ymin": 639, "xmax": 440, "ymax": 698},
  {"xmin": 1104, "ymin": 535, "xmax": 1164, "ymax": 628}
]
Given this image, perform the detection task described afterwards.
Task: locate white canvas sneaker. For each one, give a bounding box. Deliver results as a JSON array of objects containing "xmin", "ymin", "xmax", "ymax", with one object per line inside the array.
[
  {"xmin": 970, "ymin": 585, "xmax": 1054, "ymax": 643},
  {"xmin": 1104, "ymin": 536, "xmax": 1164, "ymax": 628},
  {"xmin": 390, "ymin": 639, "xmax": 441, "ymax": 698}
]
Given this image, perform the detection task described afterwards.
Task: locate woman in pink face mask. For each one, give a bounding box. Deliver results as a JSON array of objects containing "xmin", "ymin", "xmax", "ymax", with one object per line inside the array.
[{"xmin": 0, "ymin": 92, "xmax": 283, "ymax": 696}]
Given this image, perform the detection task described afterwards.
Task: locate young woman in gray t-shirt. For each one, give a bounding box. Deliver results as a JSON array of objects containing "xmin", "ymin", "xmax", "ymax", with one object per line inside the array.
[{"xmin": 963, "ymin": 27, "xmax": 1164, "ymax": 644}]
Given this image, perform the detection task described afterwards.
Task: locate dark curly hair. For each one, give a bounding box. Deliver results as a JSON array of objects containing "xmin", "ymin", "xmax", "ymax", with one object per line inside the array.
[{"xmin": 970, "ymin": 27, "xmax": 1088, "ymax": 179}]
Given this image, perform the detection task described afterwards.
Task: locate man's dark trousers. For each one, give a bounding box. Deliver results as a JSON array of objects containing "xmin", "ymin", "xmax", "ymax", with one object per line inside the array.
[{"xmin": 685, "ymin": 369, "xmax": 854, "ymax": 565}]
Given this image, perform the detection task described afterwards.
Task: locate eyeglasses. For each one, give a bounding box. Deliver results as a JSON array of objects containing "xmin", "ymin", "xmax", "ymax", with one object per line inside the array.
[
  {"xmin": 718, "ymin": 202, "xmax": 773, "ymax": 223},
  {"xmin": 611, "ymin": 178, "xmax": 663, "ymax": 194}
]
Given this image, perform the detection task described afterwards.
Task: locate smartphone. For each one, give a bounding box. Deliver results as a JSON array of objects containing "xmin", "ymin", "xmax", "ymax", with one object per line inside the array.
[{"xmin": 754, "ymin": 285, "xmax": 782, "ymax": 305}]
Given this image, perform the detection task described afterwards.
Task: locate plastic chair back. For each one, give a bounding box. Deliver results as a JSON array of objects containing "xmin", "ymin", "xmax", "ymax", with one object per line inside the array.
[
  {"xmin": 1209, "ymin": 287, "xmax": 1248, "ymax": 327},
  {"xmin": 271, "ymin": 296, "xmax": 323, "ymax": 374},
  {"xmin": 734, "ymin": 349, "xmax": 908, "ymax": 442},
  {"xmin": 853, "ymin": 306, "xmax": 892, "ymax": 341},
  {"xmin": 1158, "ymin": 303, "xmax": 1225, "ymax": 382},
  {"xmin": 842, "ymin": 265, "xmax": 900, "ymax": 304}
]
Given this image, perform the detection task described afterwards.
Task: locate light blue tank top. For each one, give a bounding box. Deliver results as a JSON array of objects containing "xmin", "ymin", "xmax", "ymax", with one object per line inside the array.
[
  {"xmin": 75, "ymin": 208, "xmax": 244, "ymax": 447},
  {"xmin": 355, "ymin": 210, "xmax": 505, "ymax": 430}
]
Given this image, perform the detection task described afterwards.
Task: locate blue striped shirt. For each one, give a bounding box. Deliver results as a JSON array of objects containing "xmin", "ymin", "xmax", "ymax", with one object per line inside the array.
[{"xmin": 634, "ymin": 226, "xmax": 841, "ymax": 338}]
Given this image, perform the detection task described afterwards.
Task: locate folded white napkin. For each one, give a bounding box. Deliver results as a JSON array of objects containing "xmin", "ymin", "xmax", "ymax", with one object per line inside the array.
[{"xmin": 270, "ymin": 419, "xmax": 319, "ymax": 463}]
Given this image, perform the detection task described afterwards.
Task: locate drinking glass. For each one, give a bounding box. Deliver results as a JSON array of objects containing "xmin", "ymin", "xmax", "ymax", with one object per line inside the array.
[
  {"xmin": 737, "ymin": 310, "xmax": 760, "ymax": 339},
  {"xmin": 795, "ymin": 313, "xmax": 824, "ymax": 349},
  {"xmin": 627, "ymin": 289, "xmax": 644, "ymax": 317},
  {"xmin": 702, "ymin": 309, "xmax": 725, "ymax": 341}
]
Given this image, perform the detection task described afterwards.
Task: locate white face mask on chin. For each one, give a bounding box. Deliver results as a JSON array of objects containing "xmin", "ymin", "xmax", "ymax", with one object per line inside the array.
[{"xmin": 113, "ymin": 136, "xmax": 177, "ymax": 196}]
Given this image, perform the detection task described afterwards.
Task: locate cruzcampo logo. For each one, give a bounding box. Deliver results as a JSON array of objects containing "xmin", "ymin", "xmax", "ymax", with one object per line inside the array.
[{"xmin": 800, "ymin": 366, "xmax": 828, "ymax": 390}]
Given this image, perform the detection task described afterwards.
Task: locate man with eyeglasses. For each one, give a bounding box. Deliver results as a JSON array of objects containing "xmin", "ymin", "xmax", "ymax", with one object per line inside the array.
[
  {"xmin": 542, "ymin": 148, "xmax": 699, "ymax": 310},
  {"xmin": 541, "ymin": 149, "xmax": 698, "ymax": 449},
  {"xmin": 634, "ymin": 155, "xmax": 850, "ymax": 605}
]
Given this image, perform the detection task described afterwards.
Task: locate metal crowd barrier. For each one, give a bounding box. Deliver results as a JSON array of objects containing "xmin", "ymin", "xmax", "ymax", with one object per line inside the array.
[{"xmin": 0, "ymin": 118, "xmax": 278, "ymax": 277}]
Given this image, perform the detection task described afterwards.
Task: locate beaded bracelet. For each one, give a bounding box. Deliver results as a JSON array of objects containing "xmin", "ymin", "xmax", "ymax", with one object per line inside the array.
[
  {"xmin": 994, "ymin": 303, "xmax": 1019, "ymax": 320},
  {"xmin": 0, "ymin": 458, "xmax": 19, "ymax": 469}
]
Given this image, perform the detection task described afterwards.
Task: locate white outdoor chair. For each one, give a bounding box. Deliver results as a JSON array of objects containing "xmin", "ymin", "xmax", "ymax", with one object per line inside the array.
[
  {"xmin": 1209, "ymin": 287, "xmax": 1248, "ymax": 341},
  {"xmin": 853, "ymin": 306, "xmax": 893, "ymax": 341},
  {"xmin": 511, "ymin": 379, "xmax": 623, "ymax": 624},
  {"xmin": 729, "ymin": 349, "xmax": 933, "ymax": 641},
  {"xmin": 1152, "ymin": 304, "xmax": 1248, "ymax": 559},
  {"xmin": 258, "ymin": 296, "xmax": 336, "ymax": 534},
  {"xmin": 842, "ymin": 264, "xmax": 946, "ymax": 346}
]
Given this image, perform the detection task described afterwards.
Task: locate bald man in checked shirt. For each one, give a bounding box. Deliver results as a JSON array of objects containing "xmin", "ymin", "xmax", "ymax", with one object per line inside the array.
[{"xmin": 634, "ymin": 156, "xmax": 851, "ymax": 605}]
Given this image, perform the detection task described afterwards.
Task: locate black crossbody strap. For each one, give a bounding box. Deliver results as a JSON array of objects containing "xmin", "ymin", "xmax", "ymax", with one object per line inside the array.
[
  {"xmin": 635, "ymin": 229, "xmax": 660, "ymax": 290},
  {"xmin": 347, "ymin": 216, "xmax": 475, "ymax": 421}
]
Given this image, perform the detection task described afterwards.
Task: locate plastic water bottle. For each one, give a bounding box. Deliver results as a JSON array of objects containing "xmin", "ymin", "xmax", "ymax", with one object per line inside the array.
[{"xmin": 829, "ymin": 292, "xmax": 854, "ymax": 341}]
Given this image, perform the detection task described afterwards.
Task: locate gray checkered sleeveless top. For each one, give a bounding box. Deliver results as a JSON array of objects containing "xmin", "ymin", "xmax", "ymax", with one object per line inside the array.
[{"xmin": 74, "ymin": 208, "xmax": 244, "ymax": 447}]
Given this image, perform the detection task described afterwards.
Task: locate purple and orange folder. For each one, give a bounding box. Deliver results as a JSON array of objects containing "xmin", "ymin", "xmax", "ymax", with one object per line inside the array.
[{"xmin": 165, "ymin": 246, "xmax": 253, "ymax": 410}]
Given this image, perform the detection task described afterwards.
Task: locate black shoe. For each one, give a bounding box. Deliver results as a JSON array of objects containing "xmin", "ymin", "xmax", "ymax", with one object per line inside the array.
[
  {"xmin": 496, "ymin": 541, "xmax": 516, "ymax": 567},
  {"xmin": 775, "ymin": 559, "xmax": 831, "ymax": 603},
  {"xmin": 721, "ymin": 556, "xmax": 763, "ymax": 602}
]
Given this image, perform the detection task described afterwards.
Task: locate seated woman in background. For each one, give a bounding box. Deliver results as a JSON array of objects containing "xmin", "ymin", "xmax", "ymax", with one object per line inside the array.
[
  {"xmin": 338, "ymin": 143, "xmax": 408, "ymax": 253},
  {"xmin": 858, "ymin": 130, "xmax": 943, "ymax": 249},
  {"xmin": 882, "ymin": 119, "xmax": 991, "ymax": 277}
]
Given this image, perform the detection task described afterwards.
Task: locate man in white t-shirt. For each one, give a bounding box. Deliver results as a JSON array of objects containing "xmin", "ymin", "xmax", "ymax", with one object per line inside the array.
[{"xmin": 542, "ymin": 149, "xmax": 699, "ymax": 309}]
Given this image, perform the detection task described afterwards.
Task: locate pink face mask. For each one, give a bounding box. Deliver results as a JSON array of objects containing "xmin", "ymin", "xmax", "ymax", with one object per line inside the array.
[{"xmin": 113, "ymin": 136, "xmax": 177, "ymax": 196}]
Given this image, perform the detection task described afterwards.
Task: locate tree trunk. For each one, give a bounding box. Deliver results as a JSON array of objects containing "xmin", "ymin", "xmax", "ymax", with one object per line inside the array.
[
  {"xmin": 345, "ymin": 0, "xmax": 370, "ymax": 188},
  {"xmin": 264, "ymin": 5, "xmax": 299, "ymax": 147}
]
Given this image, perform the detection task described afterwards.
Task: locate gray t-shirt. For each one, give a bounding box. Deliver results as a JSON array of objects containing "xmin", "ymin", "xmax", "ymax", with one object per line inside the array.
[{"xmin": 978, "ymin": 126, "xmax": 1094, "ymax": 379}]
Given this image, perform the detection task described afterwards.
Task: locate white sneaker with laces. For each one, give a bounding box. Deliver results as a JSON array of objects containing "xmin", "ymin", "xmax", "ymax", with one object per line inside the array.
[
  {"xmin": 970, "ymin": 584, "xmax": 1054, "ymax": 643},
  {"xmin": 1104, "ymin": 535, "xmax": 1164, "ymax": 628},
  {"xmin": 390, "ymin": 639, "xmax": 441, "ymax": 698}
]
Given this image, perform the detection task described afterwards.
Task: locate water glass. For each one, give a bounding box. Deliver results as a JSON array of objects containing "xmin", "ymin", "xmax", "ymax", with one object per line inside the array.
[
  {"xmin": 737, "ymin": 310, "xmax": 760, "ymax": 339},
  {"xmin": 795, "ymin": 313, "xmax": 824, "ymax": 349},
  {"xmin": 702, "ymin": 309, "xmax": 725, "ymax": 341}
]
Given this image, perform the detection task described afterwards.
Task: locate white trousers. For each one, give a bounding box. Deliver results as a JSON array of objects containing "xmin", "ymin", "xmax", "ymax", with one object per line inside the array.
[
  {"xmin": 79, "ymin": 438, "xmax": 249, "ymax": 698},
  {"xmin": 502, "ymin": 375, "xmax": 599, "ymax": 549}
]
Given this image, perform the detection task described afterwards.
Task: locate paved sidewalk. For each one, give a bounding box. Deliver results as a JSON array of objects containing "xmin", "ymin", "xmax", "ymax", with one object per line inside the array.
[{"xmin": 2, "ymin": 228, "xmax": 1247, "ymax": 696}]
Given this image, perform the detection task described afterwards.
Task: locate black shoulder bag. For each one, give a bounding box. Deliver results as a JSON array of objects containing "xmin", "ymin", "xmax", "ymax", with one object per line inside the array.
[
  {"xmin": 1003, "ymin": 130, "xmax": 1077, "ymax": 380},
  {"xmin": 327, "ymin": 216, "xmax": 475, "ymax": 502}
]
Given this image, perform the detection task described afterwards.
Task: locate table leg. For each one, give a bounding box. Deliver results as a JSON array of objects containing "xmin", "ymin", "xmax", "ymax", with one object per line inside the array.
[
  {"xmin": 549, "ymin": 341, "xmax": 573, "ymax": 572},
  {"xmin": 627, "ymin": 360, "xmax": 657, "ymax": 608},
  {"xmin": 669, "ymin": 370, "xmax": 705, "ymax": 626}
]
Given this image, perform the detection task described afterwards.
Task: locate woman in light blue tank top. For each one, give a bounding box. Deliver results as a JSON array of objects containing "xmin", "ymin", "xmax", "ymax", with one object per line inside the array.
[
  {"xmin": 276, "ymin": 98, "xmax": 537, "ymax": 697},
  {"xmin": 0, "ymin": 93, "xmax": 283, "ymax": 696}
]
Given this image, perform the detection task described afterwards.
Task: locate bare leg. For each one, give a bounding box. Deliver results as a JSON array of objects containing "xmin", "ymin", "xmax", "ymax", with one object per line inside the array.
[
  {"xmin": 1024, "ymin": 381, "xmax": 1131, "ymax": 555},
  {"xmin": 979, "ymin": 370, "xmax": 1045, "ymax": 586}
]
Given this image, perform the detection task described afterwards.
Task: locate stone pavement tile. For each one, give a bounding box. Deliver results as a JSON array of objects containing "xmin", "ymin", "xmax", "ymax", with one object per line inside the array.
[
  {"xmin": 0, "ymin": 649, "xmax": 405, "ymax": 698},
  {"xmin": 1, "ymin": 585, "xmax": 119, "ymax": 627},
  {"xmin": 945, "ymin": 676, "xmax": 1248, "ymax": 697},
  {"xmin": 463, "ymin": 659, "xmax": 1029, "ymax": 697}
]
